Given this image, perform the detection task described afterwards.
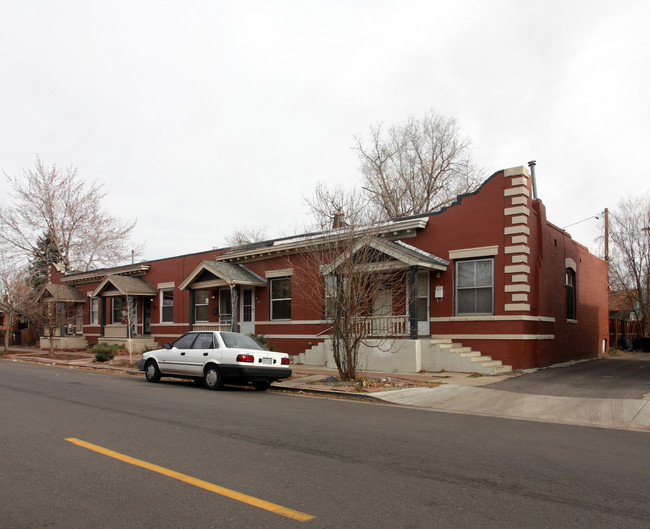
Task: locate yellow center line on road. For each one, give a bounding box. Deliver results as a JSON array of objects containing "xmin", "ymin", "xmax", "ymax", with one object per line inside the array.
[{"xmin": 65, "ymin": 438, "xmax": 315, "ymax": 523}]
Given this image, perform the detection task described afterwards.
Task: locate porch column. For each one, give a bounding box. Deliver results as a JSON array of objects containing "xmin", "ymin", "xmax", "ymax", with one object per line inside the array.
[
  {"xmin": 230, "ymin": 283, "xmax": 238, "ymax": 333},
  {"xmin": 408, "ymin": 266, "xmax": 418, "ymax": 340},
  {"xmin": 189, "ymin": 289, "xmax": 195, "ymax": 331}
]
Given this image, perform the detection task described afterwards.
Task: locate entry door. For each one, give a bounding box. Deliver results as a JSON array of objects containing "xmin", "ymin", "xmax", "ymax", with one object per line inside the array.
[
  {"xmin": 417, "ymin": 271, "xmax": 430, "ymax": 336},
  {"xmin": 240, "ymin": 288, "xmax": 255, "ymax": 335}
]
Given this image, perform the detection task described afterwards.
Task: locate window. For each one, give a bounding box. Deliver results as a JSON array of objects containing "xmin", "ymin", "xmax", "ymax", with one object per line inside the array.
[
  {"xmin": 455, "ymin": 258, "xmax": 494, "ymax": 315},
  {"xmin": 192, "ymin": 333, "xmax": 215, "ymax": 349},
  {"xmin": 270, "ymin": 277, "xmax": 291, "ymax": 320},
  {"xmin": 172, "ymin": 332, "xmax": 197, "ymax": 349},
  {"xmin": 195, "ymin": 290, "xmax": 210, "ymax": 323},
  {"xmin": 323, "ymin": 275, "xmax": 338, "ymax": 319},
  {"xmin": 112, "ymin": 298, "xmax": 123, "ymax": 324},
  {"xmin": 566, "ymin": 269, "xmax": 576, "ymax": 320},
  {"xmin": 161, "ymin": 290, "xmax": 174, "ymax": 323},
  {"xmin": 89, "ymin": 297, "xmax": 99, "ymax": 325}
]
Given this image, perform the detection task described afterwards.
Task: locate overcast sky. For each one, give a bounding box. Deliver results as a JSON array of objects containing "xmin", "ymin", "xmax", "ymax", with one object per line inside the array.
[{"xmin": 1, "ymin": 0, "xmax": 648, "ymax": 262}]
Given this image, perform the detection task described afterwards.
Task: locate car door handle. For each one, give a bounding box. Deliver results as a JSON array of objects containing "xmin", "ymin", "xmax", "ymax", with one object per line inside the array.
[
  {"xmin": 180, "ymin": 352, "xmax": 185, "ymax": 356},
  {"xmin": 203, "ymin": 352, "xmax": 208, "ymax": 356}
]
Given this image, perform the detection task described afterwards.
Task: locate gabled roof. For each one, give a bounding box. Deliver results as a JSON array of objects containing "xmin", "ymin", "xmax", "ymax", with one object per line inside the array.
[
  {"xmin": 178, "ymin": 261, "xmax": 266, "ymax": 291},
  {"xmin": 91, "ymin": 275, "xmax": 158, "ymax": 297},
  {"xmin": 320, "ymin": 238, "xmax": 448, "ymax": 275},
  {"xmin": 39, "ymin": 283, "xmax": 87, "ymax": 303}
]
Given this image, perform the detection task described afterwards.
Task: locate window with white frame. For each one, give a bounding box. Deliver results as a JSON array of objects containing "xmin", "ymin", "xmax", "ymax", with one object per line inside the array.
[
  {"xmin": 112, "ymin": 298, "xmax": 123, "ymax": 324},
  {"xmin": 161, "ymin": 290, "xmax": 174, "ymax": 323},
  {"xmin": 194, "ymin": 290, "xmax": 210, "ymax": 323},
  {"xmin": 89, "ymin": 297, "xmax": 99, "ymax": 325},
  {"xmin": 270, "ymin": 277, "xmax": 291, "ymax": 320},
  {"xmin": 455, "ymin": 258, "xmax": 494, "ymax": 315}
]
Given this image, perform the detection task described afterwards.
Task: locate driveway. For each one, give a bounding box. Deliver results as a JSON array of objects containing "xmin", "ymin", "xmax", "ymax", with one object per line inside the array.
[{"xmin": 486, "ymin": 354, "xmax": 650, "ymax": 399}]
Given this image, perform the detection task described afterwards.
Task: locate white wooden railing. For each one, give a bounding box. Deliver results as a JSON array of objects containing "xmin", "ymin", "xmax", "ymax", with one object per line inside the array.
[
  {"xmin": 193, "ymin": 323, "xmax": 231, "ymax": 332},
  {"xmin": 353, "ymin": 315, "xmax": 409, "ymax": 337}
]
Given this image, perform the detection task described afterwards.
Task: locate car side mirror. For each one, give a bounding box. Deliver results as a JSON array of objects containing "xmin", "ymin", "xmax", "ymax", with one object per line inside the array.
[{"xmin": 164, "ymin": 343, "xmax": 172, "ymax": 350}]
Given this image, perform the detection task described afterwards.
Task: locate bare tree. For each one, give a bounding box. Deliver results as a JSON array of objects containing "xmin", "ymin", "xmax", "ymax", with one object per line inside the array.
[
  {"xmin": 0, "ymin": 156, "xmax": 141, "ymax": 272},
  {"xmin": 0, "ymin": 262, "xmax": 41, "ymax": 351},
  {"xmin": 304, "ymin": 183, "xmax": 373, "ymax": 230},
  {"xmin": 608, "ymin": 193, "xmax": 650, "ymax": 337},
  {"xmin": 354, "ymin": 110, "xmax": 482, "ymax": 219},
  {"xmin": 295, "ymin": 226, "xmax": 405, "ymax": 380},
  {"xmin": 224, "ymin": 226, "xmax": 267, "ymax": 247}
]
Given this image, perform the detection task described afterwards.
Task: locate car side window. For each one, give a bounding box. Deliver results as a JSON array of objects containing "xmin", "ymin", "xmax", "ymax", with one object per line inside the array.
[
  {"xmin": 193, "ymin": 333, "xmax": 214, "ymax": 349},
  {"xmin": 172, "ymin": 333, "xmax": 198, "ymax": 349}
]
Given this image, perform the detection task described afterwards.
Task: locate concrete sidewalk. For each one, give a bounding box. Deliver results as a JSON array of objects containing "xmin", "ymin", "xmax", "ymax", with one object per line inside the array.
[
  {"xmin": 3, "ymin": 348, "xmax": 649, "ymax": 432},
  {"xmin": 277, "ymin": 365, "xmax": 650, "ymax": 432}
]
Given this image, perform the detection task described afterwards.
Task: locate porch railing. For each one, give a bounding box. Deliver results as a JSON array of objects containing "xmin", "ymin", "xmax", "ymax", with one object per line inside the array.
[
  {"xmin": 193, "ymin": 323, "xmax": 232, "ymax": 332},
  {"xmin": 353, "ymin": 315, "xmax": 409, "ymax": 337}
]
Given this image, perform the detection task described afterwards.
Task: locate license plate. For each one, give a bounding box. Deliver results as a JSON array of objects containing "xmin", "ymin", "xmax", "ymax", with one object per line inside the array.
[{"xmin": 261, "ymin": 357, "xmax": 273, "ymax": 365}]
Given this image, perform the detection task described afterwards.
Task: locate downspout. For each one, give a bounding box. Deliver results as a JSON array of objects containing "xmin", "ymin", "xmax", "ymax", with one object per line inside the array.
[{"xmin": 189, "ymin": 290, "xmax": 195, "ymax": 331}]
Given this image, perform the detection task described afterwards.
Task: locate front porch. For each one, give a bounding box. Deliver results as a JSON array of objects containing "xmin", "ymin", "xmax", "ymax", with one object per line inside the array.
[
  {"xmin": 297, "ymin": 337, "xmax": 512, "ymax": 375},
  {"xmin": 39, "ymin": 333, "xmax": 88, "ymax": 351}
]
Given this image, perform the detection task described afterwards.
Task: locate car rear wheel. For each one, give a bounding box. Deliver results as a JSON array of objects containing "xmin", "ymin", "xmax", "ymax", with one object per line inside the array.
[
  {"xmin": 204, "ymin": 365, "xmax": 223, "ymax": 390},
  {"xmin": 252, "ymin": 381, "xmax": 270, "ymax": 391},
  {"xmin": 145, "ymin": 360, "xmax": 161, "ymax": 383}
]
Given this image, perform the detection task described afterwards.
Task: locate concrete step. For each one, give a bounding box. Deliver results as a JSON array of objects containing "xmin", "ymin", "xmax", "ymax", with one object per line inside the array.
[
  {"xmin": 470, "ymin": 355, "xmax": 493, "ymax": 363},
  {"xmin": 459, "ymin": 351, "xmax": 481, "ymax": 358}
]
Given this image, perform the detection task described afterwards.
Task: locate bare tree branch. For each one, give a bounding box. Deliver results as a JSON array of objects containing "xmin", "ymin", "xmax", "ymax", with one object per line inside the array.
[
  {"xmin": 354, "ymin": 110, "xmax": 483, "ymax": 219},
  {"xmin": 608, "ymin": 193, "xmax": 650, "ymax": 337},
  {"xmin": 0, "ymin": 156, "xmax": 141, "ymax": 272}
]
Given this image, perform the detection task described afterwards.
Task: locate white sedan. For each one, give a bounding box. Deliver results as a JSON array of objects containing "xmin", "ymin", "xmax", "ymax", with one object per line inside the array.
[{"xmin": 137, "ymin": 331, "xmax": 291, "ymax": 391}]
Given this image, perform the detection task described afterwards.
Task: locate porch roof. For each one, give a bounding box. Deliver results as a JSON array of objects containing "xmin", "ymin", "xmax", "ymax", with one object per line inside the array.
[
  {"xmin": 320, "ymin": 239, "xmax": 449, "ymax": 275},
  {"xmin": 40, "ymin": 283, "xmax": 87, "ymax": 303},
  {"xmin": 178, "ymin": 261, "xmax": 266, "ymax": 290},
  {"xmin": 91, "ymin": 274, "xmax": 158, "ymax": 298}
]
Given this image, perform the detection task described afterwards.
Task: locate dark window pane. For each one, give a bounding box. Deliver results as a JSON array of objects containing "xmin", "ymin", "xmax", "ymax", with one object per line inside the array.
[
  {"xmin": 173, "ymin": 333, "xmax": 197, "ymax": 349},
  {"xmin": 272, "ymin": 299, "xmax": 291, "ymax": 320},
  {"xmin": 162, "ymin": 290, "xmax": 174, "ymax": 322},
  {"xmin": 475, "ymin": 288, "xmax": 492, "ymax": 313},
  {"xmin": 192, "ymin": 333, "xmax": 214, "ymax": 349}
]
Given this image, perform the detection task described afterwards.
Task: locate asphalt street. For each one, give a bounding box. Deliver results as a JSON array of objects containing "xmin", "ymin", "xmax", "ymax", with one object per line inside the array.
[
  {"xmin": 486, "ymin": 355, "xmax": 650, "ymax": 399},
  {"xmin": 1, "ymin": 359, "xmax": 649, "ymax": 528}
]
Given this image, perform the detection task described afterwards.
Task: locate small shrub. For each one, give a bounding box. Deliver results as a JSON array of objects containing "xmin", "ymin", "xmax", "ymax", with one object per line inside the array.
[
  {"xmin": 93, "ymin": 343, "xmax": 119, "ymax": 362},
  {"xmin": 252, "ymin": 334, "xmax": 274, "ymax": 351}
]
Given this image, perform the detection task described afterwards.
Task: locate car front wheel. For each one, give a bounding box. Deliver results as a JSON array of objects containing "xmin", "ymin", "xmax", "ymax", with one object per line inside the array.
[
  {"xmin": 204, "ymin": 365, "xmax": 223, "ymax": 390},
  {"xmin": 145, "ymin": 360, "xmax": 161, "ymax": 383}
]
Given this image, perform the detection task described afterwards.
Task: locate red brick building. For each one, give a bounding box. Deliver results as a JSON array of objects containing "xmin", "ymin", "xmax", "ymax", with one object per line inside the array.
[{"xmin": 42, "ymin": 165, "xmax": 609, "ymax": 372}]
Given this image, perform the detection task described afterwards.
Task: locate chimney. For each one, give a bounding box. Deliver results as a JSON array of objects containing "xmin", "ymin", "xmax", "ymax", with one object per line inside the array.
[
  {"xmin": 332, "ymin": 212, "xmax": 344, "ymax": 229},
  {"xmin": 528, "ymin": 160, "xmax": 538, "ymax": 199}
]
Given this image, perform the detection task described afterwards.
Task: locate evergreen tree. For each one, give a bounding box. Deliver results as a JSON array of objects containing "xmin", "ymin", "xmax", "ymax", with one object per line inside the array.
[{"xmin": 28, "ymin": 230, "xmax": 63, "ymax": 290}]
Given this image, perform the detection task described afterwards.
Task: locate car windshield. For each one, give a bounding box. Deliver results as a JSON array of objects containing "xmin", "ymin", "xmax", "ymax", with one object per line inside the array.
[{"xmin": 220, "ymin": 332, "xmax": 268, "ymax": 351}]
